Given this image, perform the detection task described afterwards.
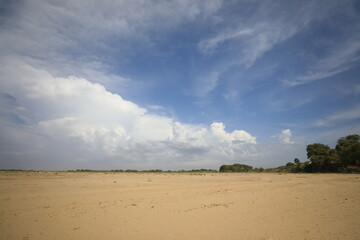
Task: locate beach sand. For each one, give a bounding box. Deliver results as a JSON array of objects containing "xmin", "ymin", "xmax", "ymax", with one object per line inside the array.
[{"xmin": 0, "ymin": 171, "xmax": 359, "ymax": 240}]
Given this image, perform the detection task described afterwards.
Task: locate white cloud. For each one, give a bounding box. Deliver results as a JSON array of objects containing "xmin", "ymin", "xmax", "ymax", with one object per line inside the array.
[
  {"xmin": 210, "ymin": 122, "xmax": 256, "ymax": 144},
  {"xmin": 172, "ymin": 122, "xmax": 208, "ymax": 145},
  {"xmin": 37, "ymin": 117, "xmax": 130, "ymax": 154},
  {"xmin": 278, "ymin": 129, "xmax": 294, "ymax": 144},
  {"xmin": 0, "ymin": 60, "xmax": 258, "ymax": 169}
]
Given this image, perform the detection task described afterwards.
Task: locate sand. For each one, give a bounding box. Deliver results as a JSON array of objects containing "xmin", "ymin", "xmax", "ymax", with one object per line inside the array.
[{"xmin": 0, "ymin": 171, "xmax": 359, "ymax": 240}]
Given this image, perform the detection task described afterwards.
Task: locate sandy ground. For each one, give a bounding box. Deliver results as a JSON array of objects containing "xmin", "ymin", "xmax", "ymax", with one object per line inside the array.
[{"xmin": 0, "ymin": 172, "xmax": 359, "ymax": 240}]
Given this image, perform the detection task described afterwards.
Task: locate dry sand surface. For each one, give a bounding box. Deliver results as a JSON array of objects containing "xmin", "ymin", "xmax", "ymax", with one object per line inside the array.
[{"xmin": 0, "ymin": 171, "xmax": 359, "ymax": 240}]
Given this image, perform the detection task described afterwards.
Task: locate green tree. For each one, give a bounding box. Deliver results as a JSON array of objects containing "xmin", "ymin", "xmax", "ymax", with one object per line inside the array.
[
  {"xmin": 294, "ymin": 158, "xmax": 301, "ymax": 165},
  {"xmin": 349, "ymin": 142, "xmax": 360, "ymax": 166},
  {"xmin": 336, "ymin": 134, "xmax": 360, "ymax": 166},
  {"xmin": 327, "ymin": 149, "xmax": 343, "ymax": 171},
  {"xmin": 306, "ymin": 143, "xmax": 330, "ymax": 172},
  {"xmin": 232, "ymin": 163, "xmax": 253, "ymax": 172},
  {"xmin": 219, "ymin": 165, "xmax": 232, "ymax": 172},
  {"xmin": 286, "ymin": 162, "xmax": 295, "ymax": 167}
]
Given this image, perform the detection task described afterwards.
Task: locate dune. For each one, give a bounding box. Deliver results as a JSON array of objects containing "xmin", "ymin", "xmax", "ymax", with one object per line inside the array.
[{"xmin": 0, "ymin": 171, "xmax": 359, "ymax": 240}]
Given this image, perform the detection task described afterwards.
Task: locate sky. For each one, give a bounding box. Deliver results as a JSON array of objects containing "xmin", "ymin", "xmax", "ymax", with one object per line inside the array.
[{"xmin": 0, "ymin": 0, "xmax": 359, "ymax": 170}]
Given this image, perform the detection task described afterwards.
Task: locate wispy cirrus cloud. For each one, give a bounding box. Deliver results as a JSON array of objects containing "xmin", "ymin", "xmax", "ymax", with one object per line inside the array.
[
  {"xmin": 196, "ymin": 0, "xmax": 341, "ymax": 68},
  {"xmin": 193, "ymin": 71, "xmax": 220, "ymax": 97},
  {"xmin": 198, "ymin": 26, "xmax": 261, "ymax": 55},
  {"xmin": 0, "ymin": 0, "xmax": 223, "ymax": 82},
  {"xmin": 314, "ymin": 106, "xmax": 360, "ymax": 127},
  {"xmin": 192, "ymin": 0, "xmax": 349, "ymax": 100},
  {"xmin": 284, "ymin": 37, "xmax": 360, "ymax": 87}
]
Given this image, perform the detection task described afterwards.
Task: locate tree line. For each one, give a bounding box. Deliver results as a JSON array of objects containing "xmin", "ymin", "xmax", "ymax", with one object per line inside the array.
[
  {"xmin": 220, "ymin": 134, "xmax": 360, "ymax": 173},
  {"xmin": 290, "ymin": 134, "xmax": 360, "ymax": 173},
  {"xmin": 219, "ymin": 164, "xmax": 264, "ymax": 172}
]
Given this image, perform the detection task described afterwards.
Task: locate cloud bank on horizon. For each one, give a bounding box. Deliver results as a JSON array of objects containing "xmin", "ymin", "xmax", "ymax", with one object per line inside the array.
[{"xmin": 0, "ymin": 0, "xmax": 359, "ymax": 170}]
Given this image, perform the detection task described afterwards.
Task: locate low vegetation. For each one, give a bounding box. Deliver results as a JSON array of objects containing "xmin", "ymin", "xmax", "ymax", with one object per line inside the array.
[{"xmin": 69, "ymin": 169, "xmax": 218, "ymax": 173}]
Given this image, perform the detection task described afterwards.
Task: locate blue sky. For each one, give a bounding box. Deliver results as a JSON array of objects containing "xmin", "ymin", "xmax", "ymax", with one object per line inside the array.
[{"xmin": 0, "ymin": 0, "xmax": 359, "ymax": 170}]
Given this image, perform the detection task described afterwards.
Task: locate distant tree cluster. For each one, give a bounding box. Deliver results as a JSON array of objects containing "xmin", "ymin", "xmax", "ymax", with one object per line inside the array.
[
  {"xmin": 284, "ymin": 134, "xmax": 360, "ymax": 173},
  {"xmin": 219, "ymin": 164, "xmax": 253, "ymax": 172}
]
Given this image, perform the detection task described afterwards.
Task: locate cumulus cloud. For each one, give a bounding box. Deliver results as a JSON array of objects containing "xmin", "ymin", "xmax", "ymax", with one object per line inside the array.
[
  {"xmin": 210, "ymin": 122, "xmax": 256, "ymax": 144},
  {"xmin": 0, "ymin": 59, "xmax": 258, "ymax": 169},
  {"xmin": 278, "ymin": 129, "xmax": 294, "ymax": 144}
]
